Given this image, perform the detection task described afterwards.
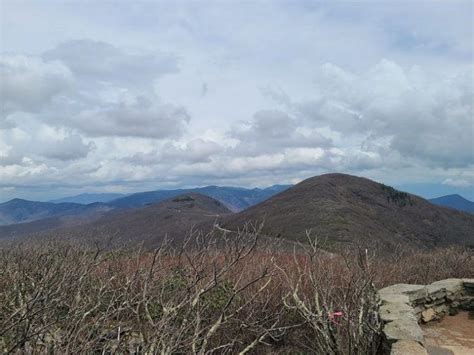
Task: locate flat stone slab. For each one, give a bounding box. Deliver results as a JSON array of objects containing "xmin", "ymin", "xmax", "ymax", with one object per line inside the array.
[
  {"xmin": 462, "ymin": 279, "xmax": 474, "ymax": 287},
  {"xmin": 384, "ymin": 318, "xmax": 424, "ymax": 343},
  {"xmin": 430, "ymin": 279, "xmax": 463, "ymax": 294},
  {"xmin": 379, "ymin": 292, "xmax": 411, "ymax": 305},
  {"xmin": 391, "ymin": 340, "xmax": 428, "ymax": 355},
  {"xmin": 426, "ymin": 284, "xmax": 447, "ymax": 300},
  {"xmin": 425, "ymin": 298, "xmax": 446, "ymax": 307},
  {"xmin": 379, "ymin": 279, "xmax": 473, "ymax": 355},
  {"xmin": 379, "ymin": 284, "xmax": 428, "ymax": 303},
  {"xmin": 380, "ymin": 302, "xmax": 417, "ymax": 322}
]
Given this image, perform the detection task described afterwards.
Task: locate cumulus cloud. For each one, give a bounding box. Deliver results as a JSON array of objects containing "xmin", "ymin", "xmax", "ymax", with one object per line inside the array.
[
  {"xmin": 161, "ymin": 139, "xmax": 222, "ymax": 163},
  {"xmin": 39, "ymin": 134, "xmax": 94, "ymax": 161},
  {"xmin": 124, "ymin": 138, "xmax": 222, "ymax": 165},
  {"xmin": 43, "ymin": 39, "xmax": 178, "ymax": 87},
  {"xmin": 1, "ymin": 1, "xmax": 472, "ymax": 201},
  {"xmin": 36, "ymin": 40, "xmax": 192, "ymax": 139},
  {"xmin": 0, "ymin": 54, "xmax": 72, "ymax": 117},
  {"xmin": 0, "ymin": 126, "xmax": 94, "ymax": 166},
  {"xmin": 0, "ymin": 145, "xmax": 21, "ymax": 167},
  {"xmin": 290, "ymin": 60, "xmax": 473, "ymax": 168},
  {"xmin": 231, "ymin": 110, "xmax": 332, "ymax": 155},
  {"xmin": 442, "ymin": 178, "xmax": 471, "ymax": 188},
  {"xmin": 72, "ymin": 100, "xmax": 190, "ymax": 139},
  {"xmin": 1, "ymin": 40, "xmax": 191, "ymax": 140}
]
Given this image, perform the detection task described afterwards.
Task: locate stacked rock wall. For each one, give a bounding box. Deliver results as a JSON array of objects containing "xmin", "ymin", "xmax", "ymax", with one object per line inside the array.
[{"xmin": 378, "ymin": 278, "xmax": 474, "ymax": 355}]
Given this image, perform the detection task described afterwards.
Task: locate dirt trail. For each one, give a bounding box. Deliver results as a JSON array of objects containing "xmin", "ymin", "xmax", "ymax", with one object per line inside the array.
[{"xmin": 423, "ymin": 312, "xmax": 474, "ymax": 355}]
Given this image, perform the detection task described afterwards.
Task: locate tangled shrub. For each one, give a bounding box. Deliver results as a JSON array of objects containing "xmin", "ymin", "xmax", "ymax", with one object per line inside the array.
[
  {"xmin": 0, "ymin": 228, "xmax": 282, "ymax": 354},
  {"xmin": 1, "ymin": 227, "xmax": 472, "ymax": 354},
  {"xmin": 275, "ymin": 236, "xmax": 382, "ymax": 354}
]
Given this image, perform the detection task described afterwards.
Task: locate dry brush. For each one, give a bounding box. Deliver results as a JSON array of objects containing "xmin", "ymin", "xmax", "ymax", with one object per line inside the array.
[{"xmin": 1, "ymin": 226, "xmax": 472, "ymax": 354}]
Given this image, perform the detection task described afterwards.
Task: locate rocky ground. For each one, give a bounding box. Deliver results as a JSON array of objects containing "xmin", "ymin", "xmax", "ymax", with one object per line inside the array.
[
  {"xmin": 423, "ymin": 311, "xmax": 474, "ymax": 355},
  {"xmin": 378, "ymin": 279, "xmax": 474, "ymax": 354}
]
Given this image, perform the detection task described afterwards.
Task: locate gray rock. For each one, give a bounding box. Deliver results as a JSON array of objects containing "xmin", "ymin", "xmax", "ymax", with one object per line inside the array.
[
  {"xmin": 379, "ymin": 292, "xmax": 411, "ymax": 305},
  {"xmin": 463, "ymin": 278, "xmax": 474, "ymax": 295},
  {"xmin": 380, "ymin": 302, "xmax": 417, "ymax": 323},
  {"xmin": 379, "ymin": 278, "xmax": 470, "ymax": 354},
  {"xmin": 383, "ymin": 318, "xmax": 424, "ymax": 343},
  {"xmin": 458, "ymin": 295, "xmax": 474, "ymax": 311},
  {"xmin": 379, "ymin": 284, "xmax": 428, "ymax": 303},
  {"xmin": 430, "ymin": 279, "xmax": 463, "ymax": 295},
  {"xmin": 391, "ymin": 340, "xmax": 428, "ymax": 355},
  {"xmin": 434, "ymin": 304, "xmax": 448, "ymax": 316},
  {"xmin": 424, "ymin": 298, "xmax": 446, "ymax": 309},
  {"xmin": 426, "ymin": 284, "xmax": 447, "ymax": 300},
  {"xmin": 413, "ymin": 305, "xmax": 425, "ymax": 315},
  {"xmin": 433, "ymin": 297, "xmax": 446, "ymax": 305},
  {"xmin": 462, "ymin": 278, "xmax": 474, "ymax": 287}
]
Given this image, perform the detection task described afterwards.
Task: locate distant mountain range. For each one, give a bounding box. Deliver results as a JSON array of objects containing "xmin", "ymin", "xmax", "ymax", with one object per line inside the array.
[
  {"xmin": 1, "ymin": 174, "xmax": 473, "ymax": 252},
  {"xmin": 48, "ymin": 189, "xmax": 474, "ymax": 215},
  {"xmin": 429, "ymin": 194, "xmax": 474, "ymax": 214},
  {"xmin": 107, "ymin": 185, "xmax": 291, "ymax": 211},
  {"xmin": 0, "ymin": 185, "xmax": 290, "ymax": 226},
  {"xmin": 0, "ymin": 199, "xmax": 112, "ymax": 226},
  {"xmin": 50, "ymin": 193, "xmax": 126, "ymax": 204}
]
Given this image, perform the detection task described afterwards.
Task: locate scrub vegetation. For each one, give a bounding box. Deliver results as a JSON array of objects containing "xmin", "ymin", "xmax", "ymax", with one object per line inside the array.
[{"xmin": 1, "ymin": 226, "xmax": 472, "ymax": 354}]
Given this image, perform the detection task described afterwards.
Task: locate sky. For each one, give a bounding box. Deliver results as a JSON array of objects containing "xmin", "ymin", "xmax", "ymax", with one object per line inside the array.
[{"xmin": 0, "ymin": 0, "xmax": 473, "ymax": 202}]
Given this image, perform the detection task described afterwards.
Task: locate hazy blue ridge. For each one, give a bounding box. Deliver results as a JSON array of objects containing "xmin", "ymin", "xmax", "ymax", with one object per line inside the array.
[
  {"xmin": 50, "ymin": 193, "xmax": 126, "ymax": 204},
  {"xmin": 108, "ymin": 185, "xmax": 292, "ymax": 211},
  {"xmin": 0, "ymin": 198, "xmax": 111, "ymax": 226},
  {"xmin": 429, "ymin": 194, "xmax": 474, "ymax": 214}
]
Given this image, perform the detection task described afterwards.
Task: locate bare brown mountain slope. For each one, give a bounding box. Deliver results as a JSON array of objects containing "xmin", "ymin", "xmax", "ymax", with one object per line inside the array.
[
  {"xmin": 21, "ymin": 193, "xmax": 232, "ymax": 248},
  {"xmin": 222, "ymin": 174, "xmax": 474, "ymax": 250},
  {"xmin": 0, "ymin": 212, "xmax": 106, "ymax": 241}
]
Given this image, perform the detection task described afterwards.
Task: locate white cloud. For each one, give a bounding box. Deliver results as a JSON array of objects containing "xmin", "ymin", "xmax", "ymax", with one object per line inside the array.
[
  {"xmin": 442, "ymin": 178, "xmax": 471, "ymax": 188},
  {"xmin": 1, "ymin": 41, "xmax": 191, "ymax": 140},
  {"xmin": 39, "ymin": 134, "xmax": 94, "ymax": 161},
  {"xmin": 0, "ymin": 1, "xmax": 472, "ymax": 201},
  {"xmin": 161, "ymin": 139, "xmax": 222, "ymax": 163},
  {"xmin": 72, "ymin": 100, "xmax": 190, "ymax": 139},
  {"xmin": 291, "ymin": 60, "xmax": 473, "ymax": 168},
  {"xmin": 124, "ymin": 138, "xmax": 222, "ymax": 165},
  {"xmin": 0, "ymin": 54, "xmax": 72, "ymax": 117},
  {"xmin": 230, "ymin": 110, "xmax": 332, "ymax": 155},
  {"xmin": 42, "ymin": 39, "xmax": 178, "ymax": 88},
  {"xmin": 0, "ymin": 125, "xmax": 94, "ymax": 165}
]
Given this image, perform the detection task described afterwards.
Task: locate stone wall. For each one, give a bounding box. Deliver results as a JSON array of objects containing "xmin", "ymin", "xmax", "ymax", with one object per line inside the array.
[{"xmin": 378, "ymin": 278, "xmax": 474, "ymax": 355}]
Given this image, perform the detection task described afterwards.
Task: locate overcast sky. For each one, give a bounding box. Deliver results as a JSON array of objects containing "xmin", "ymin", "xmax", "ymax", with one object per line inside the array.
[{"xmin": 0, "ymin": 0, "xmax": 473, "ymax": 202}]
